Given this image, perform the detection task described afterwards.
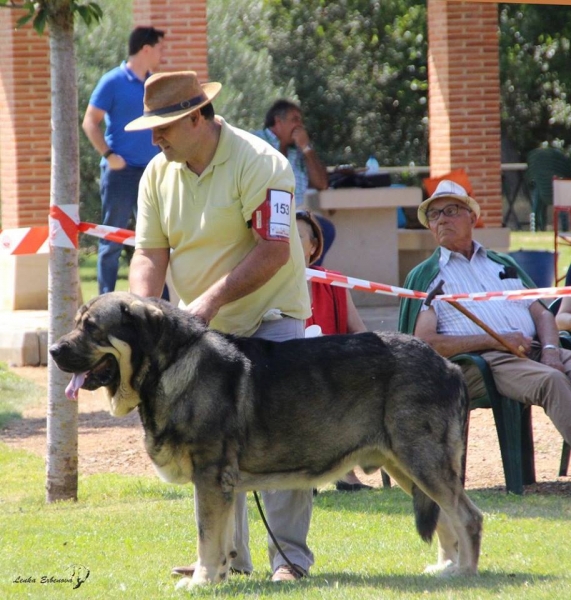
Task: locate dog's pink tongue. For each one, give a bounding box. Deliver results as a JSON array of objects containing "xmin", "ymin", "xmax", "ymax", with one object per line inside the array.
[{"xmin": 65, "ymin": 372, "xmax": 87, "ymax": 401}]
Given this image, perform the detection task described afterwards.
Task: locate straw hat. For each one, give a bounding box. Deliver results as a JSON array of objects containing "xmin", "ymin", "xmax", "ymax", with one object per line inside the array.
[
  {"xmin": 125, "ymin": 71, "xmax": 221, "ymax": 131},
  {"xmin": 417, "ymin": 180, "xmax": 480, "ymax": 228}
]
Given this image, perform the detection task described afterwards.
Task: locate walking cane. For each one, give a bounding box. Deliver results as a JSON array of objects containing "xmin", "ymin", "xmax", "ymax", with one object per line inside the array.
[{"xmin": 425, "ymin": 279, "xmax": 527, "ymax": 359}]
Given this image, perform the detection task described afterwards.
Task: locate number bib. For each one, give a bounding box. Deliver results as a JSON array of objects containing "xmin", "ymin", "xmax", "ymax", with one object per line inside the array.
[{"xmin": 251, "ymin": 189, "xmax": 292, "ymax": 241}]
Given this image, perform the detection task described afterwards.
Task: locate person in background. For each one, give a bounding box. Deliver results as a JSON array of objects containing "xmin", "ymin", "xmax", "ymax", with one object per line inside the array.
[
  {"xmin": 399, "ymin": 180, "xmax": 571, "ymax": 449},
  {"xmin": 254, "ymin": 100, "xmax": 335, "ymax": 266},
  {"xmin": 555, "ymin": 294, "xmax": 571, "ymax": 331},
  {"xmin": 82, "ymin": 26, "xmax": 165, "ymax": 295},
  {"xmin": 126, "ymin": 71, "xmax": 314, "ymax": 584},
  {"xmin": 296, "ymin": 210, "xmax": 372, "ymax": 491}
]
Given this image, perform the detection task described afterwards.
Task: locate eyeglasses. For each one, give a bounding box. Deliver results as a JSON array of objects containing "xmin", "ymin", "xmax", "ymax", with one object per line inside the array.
[
  {"xmin": 296, "ymin": 210, "xmax": 311, "ymax": 219},
  {"xmin": 425, "ymin": 204, "xmax": 471, "ymax": 222}
]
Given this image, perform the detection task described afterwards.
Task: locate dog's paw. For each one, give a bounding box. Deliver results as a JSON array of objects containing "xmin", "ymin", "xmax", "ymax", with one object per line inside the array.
[
  {"xmin": 425, "ymin": 562, "xmax": 477, "ymax": 578},
  {"xmin": 175, "ymin": 576, "xmax": 201, "ymax": 590},
  {"xmin": 174, "ymin": 572, "xmax": 217, "ymax": 590},
  {"xmin": 423, "ymin": 560, "xmax": 454, "ymax": 575}
]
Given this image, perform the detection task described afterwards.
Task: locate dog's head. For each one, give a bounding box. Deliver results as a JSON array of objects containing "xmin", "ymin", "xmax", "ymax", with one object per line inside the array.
[{"xmin": 50, "ymin": 292, "xmax": 166, "ymax": 416}]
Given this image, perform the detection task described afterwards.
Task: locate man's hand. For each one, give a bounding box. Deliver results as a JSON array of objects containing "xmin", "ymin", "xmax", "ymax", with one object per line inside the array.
[
  {"xmin": 540, "ymin": 346, "xmax": 566, "ymax": 372},
  {"xmin": 185, "ymin": 293, "xmax": 220, "ymax": 326},
  {"xmin": 291, "ymin": 126, "xmax": 311, "ymax": 151},
  {"xmin": 107, "ymin": 153, "xmax": 127, "ymax": 171},
  {"xmin": 491, "ymin": 331, "xmax": 533, "ymax": 355}
]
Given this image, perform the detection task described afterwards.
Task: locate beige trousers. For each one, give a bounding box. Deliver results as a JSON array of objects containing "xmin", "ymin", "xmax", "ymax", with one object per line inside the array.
[{"xmin": 461, "ymin": 344, "xmax": 571, "ymax": 445}]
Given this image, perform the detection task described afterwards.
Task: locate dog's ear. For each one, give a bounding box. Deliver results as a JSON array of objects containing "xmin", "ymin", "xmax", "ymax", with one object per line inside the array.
[{"xmin": 121, "ymin": 299, "xmax": 165, "ymax": 345}]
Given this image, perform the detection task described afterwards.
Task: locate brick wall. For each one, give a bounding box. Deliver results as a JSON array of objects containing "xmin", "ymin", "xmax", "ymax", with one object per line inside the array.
[
  {"xmin": 132, "ymin": 0, "xmax": 208, "ymax": 79},
  {"xmin": 428, "ymin": 0, "xmax": 502, "ymax": 227},
  {"xmin": 0, "ymin": 11, "xmax": 51, "ymax": 228}
]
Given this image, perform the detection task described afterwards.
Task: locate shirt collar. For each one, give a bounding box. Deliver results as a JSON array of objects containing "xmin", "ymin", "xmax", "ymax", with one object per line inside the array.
[
  {"xmin": 439, "ymin": 240, "xmax": 486, "ymax": 266},
  {"xmin": 171, "ymin": 116, "xmax": 229, "ymax": 173},
  {"xmin": 121, "ymin": 60, "xmax": 148, "ymax": 83},
  {"xmin": 262, "ymin": 128, "xmax": 279, "ymax": 149}
]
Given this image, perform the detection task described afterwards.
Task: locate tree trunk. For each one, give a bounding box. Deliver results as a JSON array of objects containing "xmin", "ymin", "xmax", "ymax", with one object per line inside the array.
[{"xmin": 46, "ymin": 6, "xmax": 80, "ymax": 503}]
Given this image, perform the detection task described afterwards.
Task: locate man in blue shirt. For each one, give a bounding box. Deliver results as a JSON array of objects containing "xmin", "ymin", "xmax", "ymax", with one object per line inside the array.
[
  {"xmin": 82, "ymin": 26, "xmax": 165, "ymax": 294},
  {"xmin": 253, "ymin": 100, "xmax": 335, "ymax": 265}
]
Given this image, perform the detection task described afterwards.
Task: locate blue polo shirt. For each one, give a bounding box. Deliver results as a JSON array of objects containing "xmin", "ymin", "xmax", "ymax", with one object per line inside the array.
[{"xmin": 89, "ymin": 61, "xmax": 158, "ymax": 168}]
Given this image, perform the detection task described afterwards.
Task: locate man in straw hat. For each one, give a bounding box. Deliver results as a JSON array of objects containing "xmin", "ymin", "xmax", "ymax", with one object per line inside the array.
[
  {"xmin": 399, "ymin": 180, "xmax": 571, "ymax": 451},
  {"xmin": 126, "ymin": 71, "xmax": 314, "ymax": 584}
]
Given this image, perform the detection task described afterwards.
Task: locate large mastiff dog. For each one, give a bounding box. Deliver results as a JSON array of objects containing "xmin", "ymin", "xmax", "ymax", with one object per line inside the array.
[{"xmin": 50, "ymin": 292, "xmax": 482, "ymax": 588}]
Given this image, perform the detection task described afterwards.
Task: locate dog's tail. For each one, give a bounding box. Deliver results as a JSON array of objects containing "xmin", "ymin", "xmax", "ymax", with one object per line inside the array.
[{"xmin": 412, "ymin": 484, "xmax": 440, "ymax": 543}]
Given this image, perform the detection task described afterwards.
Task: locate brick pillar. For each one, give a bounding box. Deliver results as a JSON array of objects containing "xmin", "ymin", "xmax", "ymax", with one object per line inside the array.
[
  {"xmin": 0, "ymin": 12, "xmax": 50, "ymax": 308},
  {"xmin": 428, "ymin": 1, "xmax": 502, "ymax": 227},
  {"xmin": 132, "ymin": 0, "xmax": 208, "ymax": 78}
]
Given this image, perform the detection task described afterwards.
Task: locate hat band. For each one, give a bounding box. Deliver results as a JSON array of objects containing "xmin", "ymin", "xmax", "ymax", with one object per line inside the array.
[
  {"xmin": 144, "ymin": 93, "xmax": 208, "ymax": 117},
  {"xmin": 431, "ymin": 191, "xmax": 464, "ymax": 199}
]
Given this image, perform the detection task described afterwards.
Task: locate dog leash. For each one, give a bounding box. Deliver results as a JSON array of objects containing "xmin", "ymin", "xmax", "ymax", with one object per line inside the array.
[{"xmin": 252, "ymin": 490, "xmax": 306, "ymax": 579}]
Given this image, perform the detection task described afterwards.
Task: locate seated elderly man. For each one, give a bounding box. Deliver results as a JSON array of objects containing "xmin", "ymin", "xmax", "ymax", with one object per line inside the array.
[{"xmin": 399, "ymin": 180, "xmax": 571, "ymax": 448}]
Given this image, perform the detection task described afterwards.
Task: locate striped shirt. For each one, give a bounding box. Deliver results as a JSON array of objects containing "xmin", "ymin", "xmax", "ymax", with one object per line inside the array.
[{"xmin": 421, "ymin": 242, "xmax": 536, "ymax": 337}]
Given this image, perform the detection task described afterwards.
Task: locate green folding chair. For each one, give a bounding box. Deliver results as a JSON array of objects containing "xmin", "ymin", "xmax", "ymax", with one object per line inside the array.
[{"xmin": 450, "ymin": 353, "xmax": 535, "ymax": 495}]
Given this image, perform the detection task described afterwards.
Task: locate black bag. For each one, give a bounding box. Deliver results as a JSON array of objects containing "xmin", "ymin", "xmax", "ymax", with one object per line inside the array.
[{"xmin": 328, "ymin": 169, "xmax": 391, "ymax": 189}]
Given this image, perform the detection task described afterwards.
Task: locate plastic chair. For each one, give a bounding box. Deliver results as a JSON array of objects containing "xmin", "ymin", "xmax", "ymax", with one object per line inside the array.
[
  {"xmin": 450, "ymin": 353, "xmax": 535, "ymax": 494},
  {"xmin": 526, "ymin": 148, "xmax": 571, "ymax": 231},
  {"xmin": 546, "ymin": 298, "xmax": 571, "ymax": 476}
]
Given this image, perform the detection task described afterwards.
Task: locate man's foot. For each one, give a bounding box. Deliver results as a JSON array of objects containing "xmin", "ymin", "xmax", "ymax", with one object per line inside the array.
[
  {"xmin": 335, "ymin": 480, "xmax": 373, "ymax": 492},
  {"xmin": 271, "ymin": 564, "xmax": 307, "ymax": 582},
  {"xmin": 171, "ymin": 563, "xmax": 251, "ymax": 577}
]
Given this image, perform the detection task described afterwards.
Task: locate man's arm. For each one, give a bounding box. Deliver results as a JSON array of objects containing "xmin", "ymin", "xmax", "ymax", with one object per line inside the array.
[
  {"xmin": 414, "ymin": 306, "xmax": 533, "ymax": 358},
  {"xmin": 129, "ymin": 247, "xmax": 170, "ymax": 298},
  {"xmin": 346, "ymin": 291, "xmax": 367, "ymax": 333},
  {"xmin": 530, "ymin": 300, "xmax": 566, "ymax": 371},
  {"xmin": 556, "ymin": 296, "xmax": 571, "ymax": 331},
  {"xmin": 82, "ymin": 104, "xmax": 126, "ymax": 169},
  {"xmin": 291, "ymin": 127, "xmax": 328, "ymax": 190},
  {"xmin": 184, "ymin": 230, "xmax": 290, "ymax": 325}
]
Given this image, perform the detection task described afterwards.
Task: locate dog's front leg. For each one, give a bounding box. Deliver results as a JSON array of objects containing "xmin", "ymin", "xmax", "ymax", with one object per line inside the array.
[{"xmin": 175, "ymin": 473, "xmax": 236, "ymax": 590}]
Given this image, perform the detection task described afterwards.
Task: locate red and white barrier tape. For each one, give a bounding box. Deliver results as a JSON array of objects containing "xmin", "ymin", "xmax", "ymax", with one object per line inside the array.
[
  {"xmin": 306, "ymin": 268, "xmax": 427, "ymax": 300},
  {"xmin": 2, "ymin": 217, "xmax": 570, "ymax": 303},
  {"xmin": 0, "ymin": 226, "xmax": 50, "ymax": 255}
]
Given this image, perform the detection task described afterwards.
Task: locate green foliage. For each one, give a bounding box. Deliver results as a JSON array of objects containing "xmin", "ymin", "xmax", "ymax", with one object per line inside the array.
[
  {"xmin": 263, "ymin": 0, "xmax": 428, "ymax": 168},
  {"xmin": 0, "ymin": 1, "xmax": 102, "ymax": 34},
  {"xmin": 207, "ymin": 0, "xmax": 296, "ymax": 131},
  {"xmin": 500, "ymin": 4, "xmax": 571, "ymax": 159}
]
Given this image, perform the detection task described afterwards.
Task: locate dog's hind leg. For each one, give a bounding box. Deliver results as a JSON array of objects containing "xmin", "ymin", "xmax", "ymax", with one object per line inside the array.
[
  {"xmin": 437, "ymin": 490, "xmax": 482, "ymax": 577},
  {"xmin": 424, "ymin": 510, "xmax": 458, "ymax": 573},
  {"xmin": 423, "ymin": 483, "xmax": 482, "ymax": 577}
]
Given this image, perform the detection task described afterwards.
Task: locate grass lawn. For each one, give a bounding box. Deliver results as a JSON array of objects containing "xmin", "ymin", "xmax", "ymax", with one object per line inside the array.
[
  {"xmin": 79, "ymin": 250, "xmax": 129, "ymax": 303},
  {"xmin": 1, "ymin": 444, "xmax": 570, "ymax": 600},
  {"xmin": 1, "ymin": 369, "xmax": 571, "ymax": 599}
]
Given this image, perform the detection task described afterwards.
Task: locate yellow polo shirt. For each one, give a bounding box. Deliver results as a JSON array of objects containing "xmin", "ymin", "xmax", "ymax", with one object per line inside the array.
[{"xmin": 135, "ymin": 117, "xmax": 310, "ymax": 336}]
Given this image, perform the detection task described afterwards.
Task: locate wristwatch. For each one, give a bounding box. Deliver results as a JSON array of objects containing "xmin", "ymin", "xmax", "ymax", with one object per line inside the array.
[
  {"xmin": 542, "ymin": 344, "xmax": 558, "ymax": 350},
  {"xmin": 103, "ymin": 149, "xmax": 114, "ymax": 159},
  {"xmin": 301, "ymin": 145, "xmax": 313, "ymax": 155}
]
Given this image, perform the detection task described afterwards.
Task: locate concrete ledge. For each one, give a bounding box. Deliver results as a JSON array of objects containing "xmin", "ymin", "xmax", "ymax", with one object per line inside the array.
[
  {"xmin": 0, "ymin": 331, "xmax": 43, "ymax": 366},
  {"xmin": 0, "ymin": 310, "xmax": 48, "ymax": 366}
]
